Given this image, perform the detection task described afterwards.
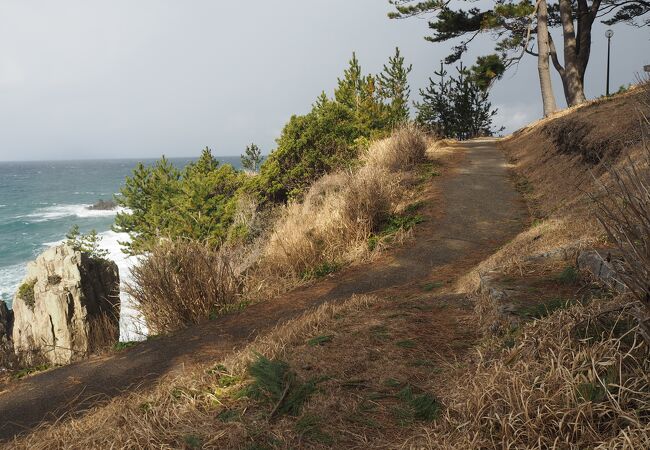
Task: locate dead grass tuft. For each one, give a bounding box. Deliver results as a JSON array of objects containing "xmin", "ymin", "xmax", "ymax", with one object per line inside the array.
[
  {"xmin": 252, "ymin": 125, "xmax": 429, "ymax": 289},
  {"xmin": 404, "ymin": 296, "xmax": 650, "ymax": 449}
]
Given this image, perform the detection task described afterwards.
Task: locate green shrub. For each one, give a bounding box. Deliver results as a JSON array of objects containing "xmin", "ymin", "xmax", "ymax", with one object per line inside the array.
[
  {"xmin": 115, "ymin": 149, "xmax": 245, "ymax": 254},
  {"xmin": 17, "ymin": 279, "xmax": 37, "ymax": 309},
  {"xmin": 251, "ymin": 101, "xmax": 365, "ymax": 204}
]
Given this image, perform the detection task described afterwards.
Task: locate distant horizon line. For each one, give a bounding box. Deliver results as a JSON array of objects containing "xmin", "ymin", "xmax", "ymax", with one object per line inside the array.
[{"xmin": 0, "ymin": 155, "xmax": 255, "ymax": 164}]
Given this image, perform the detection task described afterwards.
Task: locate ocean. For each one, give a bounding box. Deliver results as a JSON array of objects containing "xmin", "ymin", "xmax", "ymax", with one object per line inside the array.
[{"xmin": 0, "ymin": 156, "xmax": 241, "ymax": 340}]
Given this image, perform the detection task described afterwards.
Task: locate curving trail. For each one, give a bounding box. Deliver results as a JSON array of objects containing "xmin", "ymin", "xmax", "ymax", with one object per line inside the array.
[{"xmin": 0, "ymin": 139, "xmax": 527, "ymax": 442}]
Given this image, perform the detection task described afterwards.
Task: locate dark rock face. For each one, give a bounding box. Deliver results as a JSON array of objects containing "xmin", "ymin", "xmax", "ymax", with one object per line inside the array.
[
  {"xmin": 0, "ymin": 300, "xmax": 14, "ymax": 368},
  {"xmin": 87, "ymin": 199, "xmax": 117, "ymax": 211},
  {"xmin": 12, "ymin": 245, "xmax": 120, "ymax": 365}
]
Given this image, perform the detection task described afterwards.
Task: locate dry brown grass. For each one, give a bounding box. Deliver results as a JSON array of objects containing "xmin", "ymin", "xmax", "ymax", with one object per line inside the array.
[
  {"xmin": 593, "ymin": 81, "xmax": 650, "ymax": 331},
  {"xmin": 87, "ymin": 311, "xmax": 120, "ymax": 353},
  {"xmin": 7, "ymin": 289, "xmax": 478, "ymax": 450},
  {"xmin": 127, "ymin": 240, "xmax": 243, "ymax": 334},
  {"xmin": 403, "ymin": 296, "xmax": 650, "ymax": 449},
  {"xmin": 5, "ymin": 294, "xmax": 383, "ymax": 449},
  {"xmin": 250, "ymin": 125, "xmax": 428, "ymax": 292}
]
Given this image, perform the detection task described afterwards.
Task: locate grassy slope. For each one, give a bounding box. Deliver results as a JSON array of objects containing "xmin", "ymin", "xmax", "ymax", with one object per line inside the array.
[{"xmin": 6, "ymin": 88, "xmax": 650, "ymax": 449}]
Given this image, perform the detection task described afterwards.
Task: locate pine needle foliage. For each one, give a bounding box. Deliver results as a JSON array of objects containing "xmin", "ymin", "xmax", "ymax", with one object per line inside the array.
[
  {"xmin": 378, "ymin": 47, "xmax": 413, "ymax": 126},
  {"xmin": 416, "ymin": 62, "xmax": 502, "ymax": 139},
  {"xmin": 66, "ymin": 225, "xmax": 109, "ymax": 260},
  {"xmin": 246, "ymin": 354, "xmax": 318, "ymax": 417}
]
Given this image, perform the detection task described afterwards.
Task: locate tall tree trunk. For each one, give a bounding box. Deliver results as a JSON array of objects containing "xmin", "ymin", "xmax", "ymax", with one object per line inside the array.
[
  {"xmin": 537, "ymin": 0, "xmax": 558, "ymax": 116},
  {"xmin": 558, "ymin": 0, "xmax": 587, "ymax": 106}
]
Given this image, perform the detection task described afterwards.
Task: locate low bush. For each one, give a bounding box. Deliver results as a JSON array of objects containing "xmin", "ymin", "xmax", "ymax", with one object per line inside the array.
[{"xmin": 126, "ymin": 240, "xmax": 242, "ymax": 334}]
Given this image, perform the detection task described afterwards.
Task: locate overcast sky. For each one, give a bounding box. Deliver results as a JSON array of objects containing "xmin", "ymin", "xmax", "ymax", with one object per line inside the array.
[{"xmin": 0, "ymin": 1, "xmax": 647, "ymax": 161}]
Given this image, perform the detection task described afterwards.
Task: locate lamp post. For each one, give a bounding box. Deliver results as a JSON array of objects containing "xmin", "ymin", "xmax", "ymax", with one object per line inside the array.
[{"xmin": 605, "ymin": 29, "xmax": 614, "ymax": 96}]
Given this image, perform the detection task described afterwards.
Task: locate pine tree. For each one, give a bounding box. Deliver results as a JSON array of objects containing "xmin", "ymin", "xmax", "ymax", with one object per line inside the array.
[
  {"xmin": 334, "ymin": 53, "xmax": 391, "ymax": 135},
  {"xmin": 334, "ymin": 52, "xmax": 364, "ymax": 110},
  {"xmin": 415, "ymin": 62, "xmax": 501, "ymax": 140},
  {"xmin": 415, "ymin": 63, "xmax": 454, "ymax": 137},
  {"xmin": 241, "ymin": 143, "xmax": 263, "ymax": 172},
  {"xmin": 378, "ymin": 47, "xmax": 413, "ymax": 126}
]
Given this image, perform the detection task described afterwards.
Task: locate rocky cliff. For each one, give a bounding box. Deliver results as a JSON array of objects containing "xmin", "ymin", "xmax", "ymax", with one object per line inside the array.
[
  {"xmin": 0, "ymin": 300, "xmax": 13, "ymax": 368},
  {"xmin": 12, "ymin": 244, "xmax": 120, "ymax": 365}
]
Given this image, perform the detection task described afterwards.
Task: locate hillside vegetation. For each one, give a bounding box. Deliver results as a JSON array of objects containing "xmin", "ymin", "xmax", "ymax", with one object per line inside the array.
[{"xmin": 5, "ymin": 85, "xmax": 650, "ymax": 450}]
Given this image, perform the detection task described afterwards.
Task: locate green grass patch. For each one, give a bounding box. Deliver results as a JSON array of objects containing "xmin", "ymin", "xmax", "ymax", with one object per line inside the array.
[
  {"xmin": 12, "ymin": 364, "xmax": 50, "ymax": 380},
  {"xmin": 396, "ymin": 339, "xmax": 417, "ymax": 349},
  {"xmin": 384, "ymin": 378, "xmax": 402, "ymax": 388},
  {"xmin": 307, "ymin": 334, "xmax": 334, "ymax": 347},
  {"xmin": 301, "ymin": 261, "xmax": 341, "ymax": 280},
  {"xmin": 558, "ymin": 265, "xmax": 579, "ymax": 284},
  {"xmin": 183, "ymin": 434, "xmax": 202, "ymax": 449},
  {"xmin": 17, "ymin": 278, "xmax": 37, "ymax": 309},
  {"xmin": 381, "ymin": 214, "xmax": 425, "ymax": 235},
  {"xmin": 422, "ymin": 281, "xmax": 444, "ymax": 291},
  {"xmin": 419, "ymin": 162, "xmax": 441, "ymax": 180},
  {"xmin": 368, "ymin": 213, "xmax": 425, "ymax": 251},
  {"xmin": 217, "ymin": 408, "xmax": 241, "ymax": 423},
  {"xmin": 519, "ymin": 298, "xmax": 572, "ymax": 319},
  {"xmin": 295, "ymin": 414, "xmax": 334, "ymax": 445},
  {"xmin": 404, "ymin": 201, "xmax": 426, "ymax": 214},
  {"xmin": 113, "ymin": 341, "xmax": 138, "ymax": 351},
  {"xmin": 409, "ymin": 358, "xmax": 438, "ymax": 368},
  {"xmin": 396, "ymin": 385, "xmax": 441, "ymax": 422},
  {"xmin": 370, "ymin": 325, "xmax": 390, "ymax": 341}
]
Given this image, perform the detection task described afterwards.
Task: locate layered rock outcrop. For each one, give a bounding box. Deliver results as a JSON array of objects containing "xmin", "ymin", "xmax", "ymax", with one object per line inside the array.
[{"xmin": 12, "ymin": 245, "xmax": 120, "ymax": 365}]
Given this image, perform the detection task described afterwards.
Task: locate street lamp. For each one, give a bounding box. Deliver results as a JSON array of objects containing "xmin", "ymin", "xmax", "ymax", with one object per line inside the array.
[{"xmin": 605, "ymin": 29, "xmax": 614, "ymax": 96}]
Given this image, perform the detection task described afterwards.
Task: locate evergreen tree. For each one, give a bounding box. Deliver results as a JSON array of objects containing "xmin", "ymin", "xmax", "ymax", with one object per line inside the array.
[
  {"xmin": 334, "ymin": 52, "xmax": 391, "ymax": 135},
  {"xmin": 334, "ymin": 52, "xmax": 364, "ymax": 110},
  {"xmin": 241, "ymin": 143, "xmax": 263, "ymax": 172},
  {"xmin": 416, "ymin": 62, "xmax": 501, "ymax": 140},
  {"xmin": 115, "ymin": 149, "xmax": 245, "ymax": 253},
  {"xmin": 389, "ymin": 0, "xmax": 650, "ymax": 111},
  {"xmin": 378, "ymin": 47, "xmax": 413, "ymax": 125},
  {"xmin": 415, "ymin": 63, "xmax": 455, "ymax": 138}
]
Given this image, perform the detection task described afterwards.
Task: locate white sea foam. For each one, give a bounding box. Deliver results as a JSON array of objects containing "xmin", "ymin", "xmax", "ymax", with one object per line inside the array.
[
  {"xmin": 0, "ymin": 263, "xmax": 25, "ymax": 308},
  {"xmin": 21, "ymin": 204, "xmax": 126, "ymax": 222},
  {"xmin": 97, "ymin": 230, "xmax": 148, "ymax": 342},
  {"xmin": 15, "ymin": 205, "xmax": 127, "ymax": 222}
]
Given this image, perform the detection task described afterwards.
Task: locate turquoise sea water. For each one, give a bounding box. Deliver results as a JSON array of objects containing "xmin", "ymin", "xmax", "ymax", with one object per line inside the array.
[{"xmin": 0, "ymin": 157, "xmax": 241, "ymax": 309}]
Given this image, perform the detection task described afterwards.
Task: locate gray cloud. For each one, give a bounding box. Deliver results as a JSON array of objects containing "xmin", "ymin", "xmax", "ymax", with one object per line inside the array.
[{"xmin": 0, "ymin": 0, "xmax": 647, "ymax": 161}]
